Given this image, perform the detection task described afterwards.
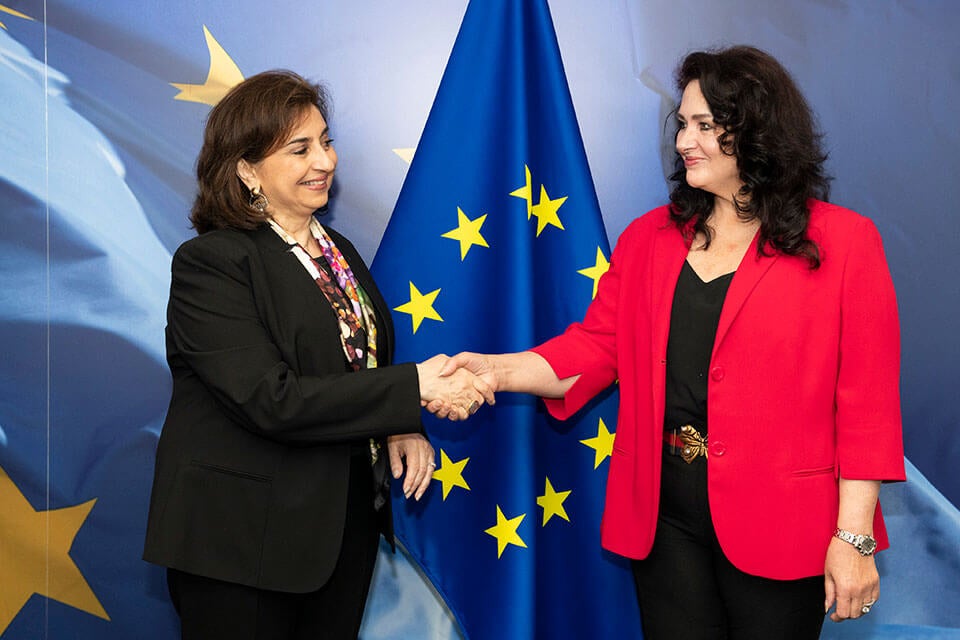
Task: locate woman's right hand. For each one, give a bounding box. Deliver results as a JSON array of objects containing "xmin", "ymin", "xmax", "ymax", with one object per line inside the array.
[
  {"xmin": 417, "ymin": 354, "xmax": 495, "ymax": 421},
  {"xmin": 439, "ymin": 352, "xmax": 501, "ymax": 391}
]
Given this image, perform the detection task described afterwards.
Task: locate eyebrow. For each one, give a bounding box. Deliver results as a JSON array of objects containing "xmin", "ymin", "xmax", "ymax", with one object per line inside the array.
[
  {"xmin": 283, "ymin": 127, "xmax": 330, "ymax": 147},
  {"xmin": 677, "ymin": 113, "xmax": 714, "ymax": 121}
]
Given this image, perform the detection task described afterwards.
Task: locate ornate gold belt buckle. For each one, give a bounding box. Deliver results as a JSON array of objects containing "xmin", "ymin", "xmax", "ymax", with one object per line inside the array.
[{"xmin": 678, "ymin": 425, "xmax": 707, "ymax": 464}]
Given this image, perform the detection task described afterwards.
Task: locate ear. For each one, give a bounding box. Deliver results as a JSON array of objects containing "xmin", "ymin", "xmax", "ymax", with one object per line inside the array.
[{"xmin": 236, "ymin": 159, "xmax": 258, "ymax": 190}]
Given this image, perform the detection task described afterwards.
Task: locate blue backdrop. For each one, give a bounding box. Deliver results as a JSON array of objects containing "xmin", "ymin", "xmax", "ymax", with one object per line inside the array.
[{"xmin": 0, "ymin": 1, "xmax": 957, "ymax": 638}]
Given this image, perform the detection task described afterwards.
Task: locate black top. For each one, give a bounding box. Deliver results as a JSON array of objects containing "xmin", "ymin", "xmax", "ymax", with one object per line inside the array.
[{"xmin": 663, "ymin": 261, "xmax": 735, "ymax": 435}]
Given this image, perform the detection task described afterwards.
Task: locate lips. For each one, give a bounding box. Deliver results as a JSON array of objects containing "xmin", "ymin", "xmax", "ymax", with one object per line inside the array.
[
  {"xmin": 301, "ymin": 175, "xmax": 332, "ymax": 188},
  {"xmin": 683, "ymin": 157, "xmax": 703, "ymax": 168}
]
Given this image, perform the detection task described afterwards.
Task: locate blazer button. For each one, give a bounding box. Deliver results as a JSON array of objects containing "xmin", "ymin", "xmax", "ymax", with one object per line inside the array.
[
  {"xmin": 710, "ymin": 366, "xmax": 725, "ymax": 381},
  {"xmin": 710, "ymin": 440, "xmax": 727, "ymax": 457}
]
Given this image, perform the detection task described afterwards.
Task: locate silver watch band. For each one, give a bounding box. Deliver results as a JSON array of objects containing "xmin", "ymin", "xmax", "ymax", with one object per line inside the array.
[{"xmin": 834, "ymin": 528, "xmax": 877, "ymax": 556}]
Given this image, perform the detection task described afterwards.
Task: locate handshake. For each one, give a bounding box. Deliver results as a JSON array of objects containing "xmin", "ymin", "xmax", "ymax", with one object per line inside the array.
[{"xmin": 417, "ymin": 353, "xmax": 498, "ymax": 421}]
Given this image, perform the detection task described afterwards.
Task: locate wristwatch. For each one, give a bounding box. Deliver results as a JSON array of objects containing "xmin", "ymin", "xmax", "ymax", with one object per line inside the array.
[{"xmin": 834, "ymin": 528, "xmax": 877, "ymax": 556}]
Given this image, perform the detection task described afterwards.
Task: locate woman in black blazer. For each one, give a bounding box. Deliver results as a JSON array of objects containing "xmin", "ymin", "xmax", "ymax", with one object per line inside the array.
[{"xmin": 143, "ymin": 70, "xmax": 491, "ymax": 640}]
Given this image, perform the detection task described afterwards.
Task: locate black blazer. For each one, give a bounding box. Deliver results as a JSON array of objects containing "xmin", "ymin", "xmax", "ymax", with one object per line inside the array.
[{"xmin": 143, "ymin": 222, "xmax": 423, "ymax": 593}]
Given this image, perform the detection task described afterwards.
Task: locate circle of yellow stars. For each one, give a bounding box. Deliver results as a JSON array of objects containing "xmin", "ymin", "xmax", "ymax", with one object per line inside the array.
[
  {"xmin": 428, "ymin": 411, "xmax": 615, "ymax": 558},
  {"xmin": 383, "ymin": 154, "xmax": 617, "ymax": 556},
  {"xmin": 391, "ymin": 163, "xmax": 609, "ymax": 333}
]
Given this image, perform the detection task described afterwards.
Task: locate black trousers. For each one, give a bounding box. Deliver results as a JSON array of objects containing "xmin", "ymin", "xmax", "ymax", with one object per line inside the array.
[
  {"xmin": 631, "ymin": 451, "xmax": 826, "ymax": 640},
  {"xmin": 167, "ymin": 453, "xmax": 381, "ymax": 640}
]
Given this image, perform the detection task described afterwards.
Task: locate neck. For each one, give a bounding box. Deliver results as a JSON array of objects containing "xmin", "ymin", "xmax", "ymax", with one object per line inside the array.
[
  {"xmin": 271, "ymin": 212, "xmax": 314, "ymax": 247},
  {"xmin": 709, "ymin": 193, "xmax": 742, "ymax": 224},
  {"xmin": 694, "ymin": 197, "xmax": 759, "ymax": 253},
  {"xmin": 709, "ymin": 193, "xmax": 757, "ymax": 228}
]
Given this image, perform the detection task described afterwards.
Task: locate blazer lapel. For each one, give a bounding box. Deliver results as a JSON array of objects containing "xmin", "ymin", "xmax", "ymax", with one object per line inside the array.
[
  {"xmin": 712, "ymin": 232, "xmax": 778, "ymax": 356},
  {"xmin": 252, "ymin": 223, "xmax": 345, "ymax": 324},
  {"xmin": 253, "ymin": 221, "xmax": 395, "ymax": 366},
  {"xmin": 650, "ymin": 224, "xmax": 689, "ymax": 425}
]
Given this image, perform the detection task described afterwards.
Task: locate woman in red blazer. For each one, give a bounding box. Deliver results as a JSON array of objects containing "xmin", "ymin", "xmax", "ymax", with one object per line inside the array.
[{"xmin": 438, "ymin": 47, "xmax": 905, "ymax": 638}]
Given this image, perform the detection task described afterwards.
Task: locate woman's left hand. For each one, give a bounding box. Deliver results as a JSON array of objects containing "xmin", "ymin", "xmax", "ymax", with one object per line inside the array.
[
  {"xmin": 387, "ymin": 433, "xmax": 435, "ymax": 501},
  {"xmin": 824, "ymin": 537, "xmax": 880, "ymax": 622}
]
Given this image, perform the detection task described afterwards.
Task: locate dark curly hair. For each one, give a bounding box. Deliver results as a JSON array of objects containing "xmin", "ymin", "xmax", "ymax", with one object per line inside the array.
[
  {"xmin": 190, "ymin": 70, "xmax": 331, "ymax": 233},
  {"xmin": 668, "ymin": 46, "xmax": 830, "ymax": 268}
]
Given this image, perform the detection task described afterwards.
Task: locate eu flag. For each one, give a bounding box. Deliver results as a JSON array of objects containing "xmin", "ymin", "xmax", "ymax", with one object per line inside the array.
[{"xmin": 371, "ymin": 0, "xmax": 640, "ymax": 637}]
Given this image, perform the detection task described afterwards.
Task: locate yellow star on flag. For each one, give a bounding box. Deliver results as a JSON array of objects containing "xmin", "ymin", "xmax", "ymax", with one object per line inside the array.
[
  {"xmin": 393, "ymin": 281, "xmax": 442, "ymax": 334},
  {"xmin": 441, "ymin": 207, "xmax": 490, "ymax": 260},
  {"xmin": 171, "ymin": 25, "xmax": 244, "ymax": 106},
  {"xmin": 0, "ymin": 466, "xmax": 109, "ymax": 634},
  {"xmin": 536, "ymin": 477, "xmax": 571, "ymax": 526},
  {"xmin": 530, "ymin": 184, "xmax": 566, "ymax": 236},
  {"xmin": 0, "ymin": 4, "xmax": 32, "ymax": 29},
  {"xmin": 432, "ymin": 449, "xmax": 470, "ymax": 500},
  {"xmin": 484, "ymin": 505, "xmax": 527, "ymax": 558},
  {"xmin": 509, "ymin": 164, "xmax": 533, "ymax": 219},
  {"xmin": 580, "ymin": 417, "xmax": 615, "ymax": 469},
  {"xmin": 577, "ymin": 247, "xmax": 610, "ymax": 299}
]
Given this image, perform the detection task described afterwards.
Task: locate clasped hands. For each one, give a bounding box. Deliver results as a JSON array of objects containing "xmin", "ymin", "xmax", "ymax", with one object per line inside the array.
[
  {"xmin": 389, "ymin": 353, "xmax": 493, "ymax": 502},
  {"xmin": 417, "ymin": 352, "xmax": 497, "ymax": 421}
]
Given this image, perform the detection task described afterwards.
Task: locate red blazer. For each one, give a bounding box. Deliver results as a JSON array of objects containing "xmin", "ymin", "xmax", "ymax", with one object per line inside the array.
[{"xmin": 532, "ymin": 201, "xmax": 905, "ymax": 580}]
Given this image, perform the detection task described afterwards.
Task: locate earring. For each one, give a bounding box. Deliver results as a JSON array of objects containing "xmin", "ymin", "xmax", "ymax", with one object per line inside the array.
[{"xmin": 249, "ymin": 186, "xmax": 269, "ymax": 213}]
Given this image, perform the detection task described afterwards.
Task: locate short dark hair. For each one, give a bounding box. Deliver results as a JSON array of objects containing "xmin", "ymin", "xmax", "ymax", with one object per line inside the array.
[
  {"xmin": 190, "ymin": 70, "xmax": 331, "ymax": 233},
  {"xmin": 668, "ymin": 46, "xmax": 829, "ymax": 268}
]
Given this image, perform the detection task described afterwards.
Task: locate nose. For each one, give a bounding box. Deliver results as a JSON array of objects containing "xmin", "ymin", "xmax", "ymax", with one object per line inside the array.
[
  {"xmin": 313, "ymin": 145, "xmax": 337, "ymax": 171},
  {"xmin": 676, "ymin": 126, "xmax": 694, "ymax": 154}
]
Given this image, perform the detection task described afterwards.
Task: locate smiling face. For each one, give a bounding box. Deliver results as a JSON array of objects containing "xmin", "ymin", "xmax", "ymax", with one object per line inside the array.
[
  {"xmin": 676, "ymin": 80, "xmax": 742, "ymax": 202},
  {"xmin": 237, "ymin": 105, "xmax": 337, "ymax": 221}
]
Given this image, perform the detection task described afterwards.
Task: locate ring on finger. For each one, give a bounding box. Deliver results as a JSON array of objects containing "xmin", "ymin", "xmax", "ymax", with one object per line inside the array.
[
  {"xmin": 861, "ymin": 601, "xmax": 875, "ymax": 614},
  {"xmin": 468, "ymin": 400, "xmax": 480, "ymax": 413}
]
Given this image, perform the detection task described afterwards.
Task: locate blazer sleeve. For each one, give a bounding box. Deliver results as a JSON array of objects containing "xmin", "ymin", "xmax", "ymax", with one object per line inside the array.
[
  {"xmin": 834, "ymin": 217, "xmax": 906, "ymax": 481},
  {"xmin": 530, "ymin": 221, "xmax": 637, "ymax": 419},
  {"xmin": 167, "ymin": 234, "xmax": 423, "ymax": 446}
]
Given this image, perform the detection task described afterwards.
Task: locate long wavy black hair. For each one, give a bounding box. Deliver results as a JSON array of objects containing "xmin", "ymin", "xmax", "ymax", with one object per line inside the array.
[{"xmin": 668, "ymin": 46, "xmax": 830, "ymax": 268}]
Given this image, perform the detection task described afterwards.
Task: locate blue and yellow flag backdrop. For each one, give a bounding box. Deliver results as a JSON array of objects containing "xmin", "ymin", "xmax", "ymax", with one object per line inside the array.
[
  {"xmin": 3, "ymin": 1, "xmax": 960, "ymax": 639},
  {"xmin": 372, "ymin": 0, "xmax": 639, "ymax": 637}
]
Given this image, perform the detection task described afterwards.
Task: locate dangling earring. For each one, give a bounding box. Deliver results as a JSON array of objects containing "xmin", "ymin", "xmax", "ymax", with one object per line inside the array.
[{"xmin": 249, "ymin": 186, "xmax": 269, "ymax": 213}]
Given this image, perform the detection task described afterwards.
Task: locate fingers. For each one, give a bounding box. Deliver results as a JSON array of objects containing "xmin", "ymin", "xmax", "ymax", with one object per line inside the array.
[
  {"xmin": 830, "ymin": 594, "xmax": 877, "ymax": 622},
  {"xmin": 388, "ymin": 434, "xmax": 435, "ymax": 501},
  {"xmin": 438, "ymin": 352, "xmax": 474, "ymax": 377},
  {"xmin": 824, "ymin": 543, "xmax": 880, "ymax": 623},
  {"xmin": 824, "ymin": 575, "xmax": 836, "ymax": 618},
  {"xmin": 415, "ymin": 452, "xmax": 436, "ymax": 500},
  {"xmin": 388, "ymin": 439, "xmax": 404, "ymax": 480},
  {"xmin": 422, "ymin": 365, "xmax": 495, "ymax": 421},
  {"xmin": 406, "ymin": 437, "xmax": 434, "ymax": 500},
  {"xmin": 473, "ymin": 376, "xmax": 496, "ymax": 406},
  {"xmin": 404, "ymin": 449, "xmax": 425, "ymax": 498}
]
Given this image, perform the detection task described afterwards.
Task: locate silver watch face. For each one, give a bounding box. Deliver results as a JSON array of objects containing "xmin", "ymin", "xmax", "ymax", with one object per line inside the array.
[{"xmin": 859, "ymin": 536, "xmax": 877, "ymax": 555}]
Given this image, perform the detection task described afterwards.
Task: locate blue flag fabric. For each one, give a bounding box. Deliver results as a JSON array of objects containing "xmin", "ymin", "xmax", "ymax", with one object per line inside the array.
[{"xmin": 371, "ymin": 0, "xmax": 640, "ymax": 637}]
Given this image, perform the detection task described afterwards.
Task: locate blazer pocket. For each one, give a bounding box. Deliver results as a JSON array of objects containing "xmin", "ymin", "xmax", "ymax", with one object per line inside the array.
[
  {"xmin": 164, "ymin": 461, "xmax": 275, "ymax": 576},
  {"xmin": 790, "ymin": 464, "xmax": 835, "ymax": 478},
  {"xmin": 192, "ymin": 461, "xmax": 273, "ymax": 483}
]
